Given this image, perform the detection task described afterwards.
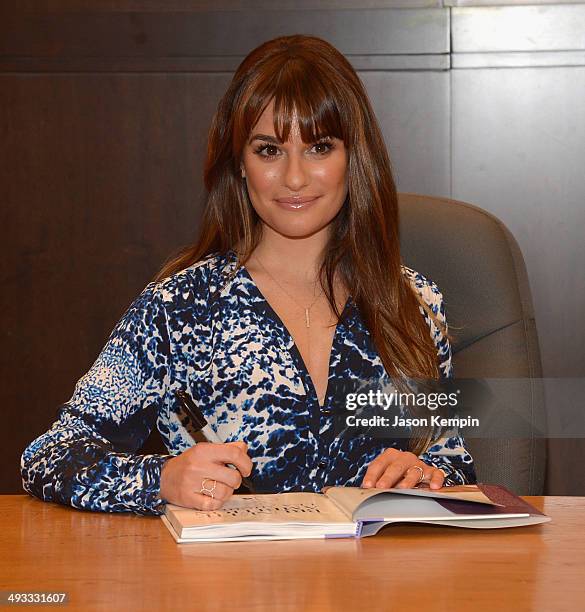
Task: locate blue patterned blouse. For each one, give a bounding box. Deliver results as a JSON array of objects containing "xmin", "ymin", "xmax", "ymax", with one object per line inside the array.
[{"xmin": 21, "ymin": 250, "xmax": 476, "ymax": 515}]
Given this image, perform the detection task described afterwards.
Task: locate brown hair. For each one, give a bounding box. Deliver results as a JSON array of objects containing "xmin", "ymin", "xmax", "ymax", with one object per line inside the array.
[{"xmin": 156, "ymin": 35, "xmax": 449, "ymax": 454}]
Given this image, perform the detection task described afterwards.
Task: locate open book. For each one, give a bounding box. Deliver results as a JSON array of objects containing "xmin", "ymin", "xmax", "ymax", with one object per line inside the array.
[{"xmin": 161, "ymin": 483, "xmax": 550, "ymax": 543}]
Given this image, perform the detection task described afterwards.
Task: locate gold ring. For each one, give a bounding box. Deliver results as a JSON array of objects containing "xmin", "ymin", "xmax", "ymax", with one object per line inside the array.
[
  {"xmin": 200, "ymin": 478, "xmax": 217, "ymax": 498},
  {"xmin": 407, "ymin": 465, "xmax": 425, "ymax": 484}
]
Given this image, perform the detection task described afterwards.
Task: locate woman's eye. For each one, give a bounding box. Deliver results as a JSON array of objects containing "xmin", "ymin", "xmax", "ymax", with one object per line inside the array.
[
  {"xmin": 313, "ymin": 141, "xmax": 334, "ymax": 155},
  {"xmin": 253, "ymin": 140, "xmax": 334, "ymax": 158},
  {"xmin": 256, "ymin": 144, "xmax": 280, "ymax": 157}
]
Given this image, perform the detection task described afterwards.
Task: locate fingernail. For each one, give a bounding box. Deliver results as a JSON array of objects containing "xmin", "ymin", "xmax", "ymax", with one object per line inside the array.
[
  {"xmin": 363, "ymin": 480, "xmax": 372, "ymax": 488},
  {"xmin": 430, "ymin": 482, "xmax": 440, "ymax": 489}
]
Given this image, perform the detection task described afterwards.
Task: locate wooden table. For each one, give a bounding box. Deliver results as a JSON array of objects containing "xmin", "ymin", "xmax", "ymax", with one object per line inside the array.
[{"xmin": 1, "ymin": 495, "xmax": 583, "ymax": 611}]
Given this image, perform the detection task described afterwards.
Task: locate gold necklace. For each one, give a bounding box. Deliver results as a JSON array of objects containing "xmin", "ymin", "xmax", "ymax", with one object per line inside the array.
[{"xmin": 253, "ymin": 254, "xmax": 323, "ymax": 328}]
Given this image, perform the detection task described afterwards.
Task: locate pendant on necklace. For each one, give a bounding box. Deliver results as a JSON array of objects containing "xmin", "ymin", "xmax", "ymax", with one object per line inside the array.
[{"xmin": 305, "ymin": 308, "xmax": 310, "ymax": 328}]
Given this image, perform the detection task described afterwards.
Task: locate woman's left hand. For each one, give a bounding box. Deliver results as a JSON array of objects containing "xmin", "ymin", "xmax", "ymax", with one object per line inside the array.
[{"xmin": 361, "ymin": 448, "xmax": 445, "ymax": 490}]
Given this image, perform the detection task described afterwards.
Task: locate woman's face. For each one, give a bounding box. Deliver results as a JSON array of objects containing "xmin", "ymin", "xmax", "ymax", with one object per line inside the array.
[{"xmin": 240, "ymin": 99, "xmax": 348, "ymax": 240}]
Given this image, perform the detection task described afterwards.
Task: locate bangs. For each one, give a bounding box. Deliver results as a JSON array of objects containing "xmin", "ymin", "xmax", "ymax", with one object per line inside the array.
[{"xmin": 235, "ymin": 57, "xmax": 348, "ymax": 152}]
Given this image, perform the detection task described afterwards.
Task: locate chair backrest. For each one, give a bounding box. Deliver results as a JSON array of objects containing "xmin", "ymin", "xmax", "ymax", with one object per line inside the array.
[{"xmin": 398, "ymin": 192, "xmax": 546, "ymax": 495}]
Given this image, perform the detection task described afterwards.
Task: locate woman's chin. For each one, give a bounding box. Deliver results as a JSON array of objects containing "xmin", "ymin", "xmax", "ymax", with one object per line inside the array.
[{"xmin": 267, "ymin": 219, "xmax": 332, "ymax": 240}]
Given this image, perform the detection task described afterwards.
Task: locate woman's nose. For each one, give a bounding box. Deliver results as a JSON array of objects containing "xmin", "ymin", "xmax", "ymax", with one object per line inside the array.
[{"xmin": 283, "ymin": 153, "xmax": 309, "ymax": 192}]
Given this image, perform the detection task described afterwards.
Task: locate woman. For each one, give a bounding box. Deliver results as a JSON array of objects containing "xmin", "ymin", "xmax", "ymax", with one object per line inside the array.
[{"xmin": 21, "ymin": 34, "xmax": 476, "ymax": 515}]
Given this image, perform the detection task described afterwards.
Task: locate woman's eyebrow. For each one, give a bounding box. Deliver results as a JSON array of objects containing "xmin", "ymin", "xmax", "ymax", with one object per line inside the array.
[
  {"xmin": 248, "ymin": 133, "xmax": 334, "ymax": 145},
  {"xmin": 249, "ymin": 133, "xmax": 281, "ymax": 144}
]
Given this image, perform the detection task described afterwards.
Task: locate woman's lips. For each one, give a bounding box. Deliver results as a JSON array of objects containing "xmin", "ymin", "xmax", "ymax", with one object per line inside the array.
[{"xmin": 274, "ymin": 196, "xmax": 320, "ymax": 210}]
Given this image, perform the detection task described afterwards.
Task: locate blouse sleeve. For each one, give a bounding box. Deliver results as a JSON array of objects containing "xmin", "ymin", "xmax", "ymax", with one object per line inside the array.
[
  {"xmin": 20, "ymin": 282, "xmax": 173, "ymax": 515},
  {"xmin": 415, "ymin": 279, "xmax": 477, "ymax": 486}
]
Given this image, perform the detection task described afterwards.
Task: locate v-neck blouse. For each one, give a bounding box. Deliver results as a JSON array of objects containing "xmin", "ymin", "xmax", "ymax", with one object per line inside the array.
[
  {"xmin": 238, "ymin": 261, "xmax": 352, "ymax": 410},
  {"xmin": 21, "ymin": 251, "xmax": 476, "ymax": 515}
]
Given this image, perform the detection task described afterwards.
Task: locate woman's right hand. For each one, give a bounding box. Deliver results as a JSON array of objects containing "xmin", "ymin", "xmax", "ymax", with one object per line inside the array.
[{"xmin": 158, "ymin": 441, "xmax": 253, "ymax": 511}]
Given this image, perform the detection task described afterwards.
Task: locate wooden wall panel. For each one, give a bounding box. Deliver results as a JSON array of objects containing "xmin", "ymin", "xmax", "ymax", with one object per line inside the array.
[{"xmin": 0, "ymin": 73, "xmax": 232, "ymax": 492}]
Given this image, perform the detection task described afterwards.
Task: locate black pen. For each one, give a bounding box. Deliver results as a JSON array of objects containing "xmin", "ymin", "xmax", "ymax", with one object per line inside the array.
[{"xmin": 174, "ymin": 390, "xmax": 256, "ymax": 494}]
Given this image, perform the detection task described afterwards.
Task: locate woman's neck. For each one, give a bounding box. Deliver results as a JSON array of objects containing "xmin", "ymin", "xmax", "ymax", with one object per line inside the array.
[{"xmin": 250, "ymin": 224, "xmax": 329, "ymax": 283}]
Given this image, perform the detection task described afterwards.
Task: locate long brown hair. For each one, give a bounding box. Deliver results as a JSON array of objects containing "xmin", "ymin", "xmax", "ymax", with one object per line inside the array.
[{"xmin": 156, "ymin": 35, "xmax": 448, "ymax": 454}]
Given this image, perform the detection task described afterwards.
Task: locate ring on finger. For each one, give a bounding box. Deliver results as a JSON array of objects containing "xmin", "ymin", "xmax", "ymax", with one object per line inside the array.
[
  {"xmin": 407, "ymin": 465, "xmax": 425, "ymax": 484},
  {"xmin": 200, "ymin": 478, "xmax": 217, "ymax": 499}
]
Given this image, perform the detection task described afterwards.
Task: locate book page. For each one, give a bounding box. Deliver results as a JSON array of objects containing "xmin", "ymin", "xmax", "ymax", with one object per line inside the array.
[
  {"xmin": 324, "ymin": 485, "xmax": 499, "ymax": 521},
  {"xmin": 166, "ymin": 492, "xmax": 351, "ymax": 529},
  {"xmin": 325, "ymin": 487, "xmax": 385, "ymax": 519}
]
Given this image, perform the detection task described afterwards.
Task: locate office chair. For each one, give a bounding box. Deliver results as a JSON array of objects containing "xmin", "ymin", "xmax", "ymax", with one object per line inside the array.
[{"xmin": 398, "ymin": 192, "xmax": 546, "ymax": 495}]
